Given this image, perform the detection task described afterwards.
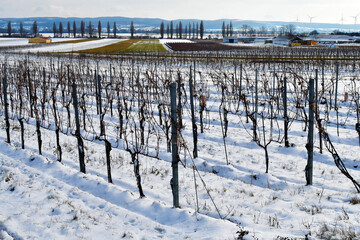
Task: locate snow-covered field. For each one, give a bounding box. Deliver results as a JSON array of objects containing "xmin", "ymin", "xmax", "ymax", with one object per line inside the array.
[
  {"xmin": 19, "ymin": 39, "xmax": 126, "ymax": 53},
  {"xmin": 0, "ymin": 54, "xmax": 359, "ymax": 239},
  {"xmin": 0, "ymin": 38, "xmax": 30, "ymax": 47}
]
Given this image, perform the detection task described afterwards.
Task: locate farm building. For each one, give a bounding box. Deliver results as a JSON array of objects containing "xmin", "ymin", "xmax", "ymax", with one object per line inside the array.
[
  {"xmin": 223, "ymin": 37, "xmax": 238, "ymax": 43},
  {"xmin": 310, "ymin": 34, "xmax": 359, "ymax": 45},
  {"xmin": 272, "ymin": 36, "xmax": 292, "ymax": 46},
  {"xmin": 28, "ymin": 37, "xmax": 51, "ymax": 44}
]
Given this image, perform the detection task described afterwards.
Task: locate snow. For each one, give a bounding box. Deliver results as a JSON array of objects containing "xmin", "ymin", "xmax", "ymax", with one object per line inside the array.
[
  {"xmin": 0, "ymin": 54, "xmax": 359, "ymax": 239},
  {"xmin": 159, "ymin": 39, "xmax": 194, "ymax": 44},
  {"xmin": 18, "ymin": 39, "xmax": 126, "ymax": 53},
  {"xmin": 0, "ymin": 38, "xmax": 29, "ymax": 47}
]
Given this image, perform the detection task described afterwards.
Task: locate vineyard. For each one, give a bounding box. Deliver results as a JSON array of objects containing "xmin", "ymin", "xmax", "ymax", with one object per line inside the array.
[{"xmin": 0, "ymin": 50, "xmax": 360, "ymax": 239}]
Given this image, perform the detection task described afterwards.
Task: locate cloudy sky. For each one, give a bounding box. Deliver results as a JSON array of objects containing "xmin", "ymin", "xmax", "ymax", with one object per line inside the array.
[{"xmin": 1, "ymin": 0, "xmax": 359, "ymax": 24}]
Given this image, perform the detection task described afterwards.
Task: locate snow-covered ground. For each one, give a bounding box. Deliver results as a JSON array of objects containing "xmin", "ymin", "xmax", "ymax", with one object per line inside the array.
[
  {"xmin": 0, "ymin": 38, "xmax": 29, "ymax": 47},
  {"xmin": 18, "ymin": 39, "xmax": 126, "ymax": 53},
  {"xmin": 0, "ymin": 55, "xmax": 359, "ymax": 239},
  {"xmin": 159, "ymin": 39, "xmax": 194, "ymax": 44}
]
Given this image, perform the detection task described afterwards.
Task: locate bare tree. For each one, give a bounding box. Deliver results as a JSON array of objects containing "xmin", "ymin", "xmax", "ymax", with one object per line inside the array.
[
  {"xmin": 107, "ymin": 21, "xmax": 110, "ymax": 38},
  {"xmin": 32, "ymin": 21, "xmax": 38, "ymax": 37},
  {"xmin": 285, "ymin": 24, "xmax": 296, "ymax": 36}
]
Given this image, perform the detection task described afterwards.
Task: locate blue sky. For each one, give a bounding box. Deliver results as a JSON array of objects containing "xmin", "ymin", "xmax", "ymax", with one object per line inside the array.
[{"xmin": 1, "ymin": 0, "xmax": 359, "ymax": 24}]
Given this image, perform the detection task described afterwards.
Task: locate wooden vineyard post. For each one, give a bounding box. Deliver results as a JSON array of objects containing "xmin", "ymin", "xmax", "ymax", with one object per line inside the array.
[
  {"xmin": 252, "ymin": 69, "xmax": 258, "ymax": 142},
  {"xmin": 94, "ymin": 69, "xmax": 99, "ymax": 115},
  {"xmin": 315, "ymin": 69, "xmax": 322, "ymax": 154},
  {"xmin": 283, "ymin": 75, "xmax": 290, "ymax": 147},
  {"xmin": 28, "ymin": 68, "xmax": 33, "ymax": 118},
  {"xmin": 72, "ymin": 82, "xmax": 86, "ymax": 174},
  {"xmin": 321, "ymin": 60, "xmax": 325, "ymax": 96},
  {"xmin": 97, "ymin": 74, "xmax": 105, "ymax": 136},
  {"xmin": 189, "ymin": 66, "xmax": 198, "ymax": 158},
  {"xmin": 104, "ymin": 139, "xmax": 113, "ymax": 183},
  {"xmin": 335, "ymin": 63, "xmax": 339, "ymax": 136},
  {"xmin": 177, "ymin": 73, "xmax": 182, "ymax": 129},
  {"xmin": 2, "ymin": 65, "xmax": 10, "ymax": 144},
  {"xmin": 306, "ymin": 78, "xmax": 315, "ymax": 185},
  {"xmin": 170, "ymin": 82, "xmax": 179, "ymax": 208},
  {"xmin": 239, "ymin": 63, "xmax": 243, "ymax": 96},
  {"xmin": 193, "ymin": 60, "xmax": 196, "ymax": 86}
]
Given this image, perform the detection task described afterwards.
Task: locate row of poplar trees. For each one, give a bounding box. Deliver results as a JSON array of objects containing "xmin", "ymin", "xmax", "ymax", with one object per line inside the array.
[{"xmin": 159, "ymin": 21, "xmax": 205, "ymax": 39}]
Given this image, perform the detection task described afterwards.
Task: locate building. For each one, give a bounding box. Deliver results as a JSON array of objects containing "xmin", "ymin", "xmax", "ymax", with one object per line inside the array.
[
  {"xmin": 310, "ymin": 34, "xmax": 359, "ymax": 45},
  {"xmin": 28, "ymin": 37, "xmax": 52, "ymax": 44},
  {"xmin": 272, "ymin": 36, "xmax": 293, "ymax": 46},
  {"xmin": 223, "ymin": 37, "xmax": 238, "ymax": 43}
]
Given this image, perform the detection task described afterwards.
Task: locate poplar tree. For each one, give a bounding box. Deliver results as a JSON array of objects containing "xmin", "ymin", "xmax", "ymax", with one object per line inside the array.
[
  {"xmin": 89, "ymin": 21, "xmax": 92, "ymax": 38},
  {"xmin": 98, "ymin": 21, "xmax": 102, "ymax": 38},
  {"xmin": 179, "ymin": 21, "xmax": 182, "ymax": 39},
  {"xmin": 107, "ymin": 21, "xmax": 110, "ymax": 38},
  {"xmin": 113, "ymin": 22, "xmax": 117, "ymax": 38},
  {"xmin": 80, "ymin": 21, "xmax": 85, "ymax": 37},
  {"xmin": 166, "ymin": 24, "xmax": 169, "ymax": 38},
  {"xmin": 7, "ymin": 21, "xmax": 11, "ymax": 36},
  {"xmin": 67, "ymin": 21, "xmax": 71, "ymax": 37},
  {"xmin": 200, "ymin": 20, "xmax": 204, "ymax": 39},
  {"xmin": 19, "ymin": 22, "xmax": 24, "ymax": 37},
  {"xmin": 53, "ymin": 22, "xmax": 57, "ymax": 37},
  {"xmin": 59, "ymin": 22, "xmax": 63, "ymax": 37},
  {"xmin": 73, "ymin": 21, "xmax": 76, "ymax": 38},
  {"xmin": 160, "ymin": 21, "xmax": 164, "ymax": 38},
  {"xmin": 170, "ymin": 21, "xmax": 173, "ymax": 39},
  {"xmin": 222, "ymin": 21, "xmax": 225, "ymax": 37},
  {"xmin": 130, "ymin": 21, "xmax": 135, "ymax": 38}
]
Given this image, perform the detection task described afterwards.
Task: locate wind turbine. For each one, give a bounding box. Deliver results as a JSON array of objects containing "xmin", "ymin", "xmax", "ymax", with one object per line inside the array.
[
  {"xmin": 308, "ymin": 15, "xmax": 316, "ymax": 23},
  {"xmin": 351, "ymin": 13, "xmax": 360, "ymax": 25},
  {"xmin": 339, "ymin": 15, "xmax": 345, "ymax": 25}
]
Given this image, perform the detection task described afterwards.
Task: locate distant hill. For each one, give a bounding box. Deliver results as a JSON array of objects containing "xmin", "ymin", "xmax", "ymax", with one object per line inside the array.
[{"xmin": 0, "ymin": 16, "xmax": 359, "ymax": 34}]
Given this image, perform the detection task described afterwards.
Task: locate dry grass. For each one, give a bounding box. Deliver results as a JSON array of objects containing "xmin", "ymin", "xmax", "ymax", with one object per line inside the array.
[
  {"xmin": 126, "ymin": 39, "xmax": 167, "ymax": 52},
  {"xmin": 76, "ymin": 39, "xmax": 140, "ymax": 54},
  {"xmin": 76, "ymin": 39, "xmax": 167, "ymax": 54}
]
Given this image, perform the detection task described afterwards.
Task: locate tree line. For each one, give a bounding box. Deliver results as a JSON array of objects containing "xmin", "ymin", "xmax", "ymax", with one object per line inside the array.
[
  {"xmin": 159, "ymin": 20, "xmax": 204, "ymax": 39},
  {"xmin": 4, "ymin": 20, "xmax": 205, "ymax": 39}
]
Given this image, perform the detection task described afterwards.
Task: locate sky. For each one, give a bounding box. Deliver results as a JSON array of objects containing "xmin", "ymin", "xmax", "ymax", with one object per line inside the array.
[{"xmin": 1, "ymin": 0, "xmax": 359, "ymax": 24}]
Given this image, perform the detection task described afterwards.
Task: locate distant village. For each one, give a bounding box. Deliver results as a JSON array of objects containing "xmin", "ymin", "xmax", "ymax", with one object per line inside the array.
[{"xmin": 223, "ymin": 34, "xmax": 360, "ymax": 46}]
